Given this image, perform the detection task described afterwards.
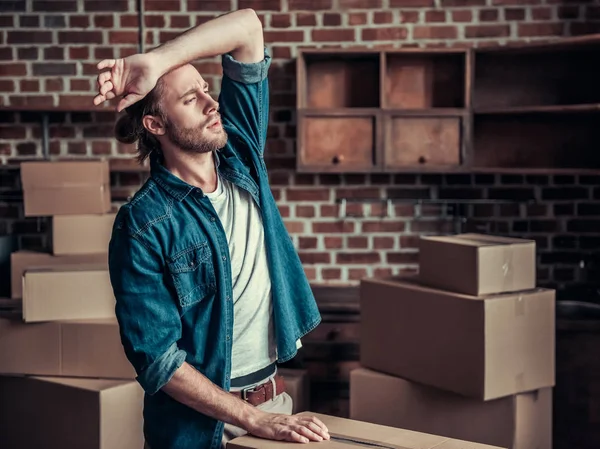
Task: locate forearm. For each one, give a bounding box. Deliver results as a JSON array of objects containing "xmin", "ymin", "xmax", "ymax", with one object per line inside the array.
[
  {"xmin": 161, "ymin": 362, "xmax": 260, "ymax": 430},
  {"xmin": 149, "ymin": 9, "xmax": 264, "ymax": 76}
]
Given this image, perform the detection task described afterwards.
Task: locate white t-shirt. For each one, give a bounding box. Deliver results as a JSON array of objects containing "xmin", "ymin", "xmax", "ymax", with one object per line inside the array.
[{"xmin": 205, "ymin": 174, "xmax": 276, "ymax": 379}]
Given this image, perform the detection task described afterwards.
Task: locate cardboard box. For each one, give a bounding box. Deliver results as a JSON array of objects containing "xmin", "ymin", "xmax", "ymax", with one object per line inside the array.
[
  {"xmin": 20, "ymin": 160, "xmax": 111, "ymax": 216},
  {"xmin": 11, "ymin": 250, "xmax": 108, "ymax": 299},
  {"xmin": 279, "ymin": 368, "xmax": 310, "ymax": 414},
  {"xmin": 360, "ymin": 277, "xmax": 555, "ymax": 400},
  {"xmin": 350, "ymin": 368, "xmax": 552, "ymax": 449},
  {"xmin": 0, "ymin": 375, "xmax": 143, "ymax": 449},
  {"xmin": 418, "ymin": 233, "xmax": 536, "ymax": 296},
  {"xmin": 0, "ymin": 317, "xmax": 135, "ymax": 379},
  {"xmin": 53, "ymin": 214, "xmax": 116, "ymax": 255},
  {"xmin": 227, "ymin": 412, "xmax": 505, "ymax": 448},
  {"xmin": 23, "ymin": 264, "xmax": 115, "ymax": 322}
]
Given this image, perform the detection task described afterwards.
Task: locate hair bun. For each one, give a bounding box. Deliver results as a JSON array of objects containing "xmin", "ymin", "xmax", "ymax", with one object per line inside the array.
[{"xmin": 114, "ymin": 113, "xmax": 140, "ymax": 144}]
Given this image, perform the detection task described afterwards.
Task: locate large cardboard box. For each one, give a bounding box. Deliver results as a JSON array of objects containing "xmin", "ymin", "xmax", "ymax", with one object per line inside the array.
[
  {"xmin": 418, "ymin": 233, "xmax": 536, "ymax": 296},
  {"xmin": 23, "ymin": 264, "xmax": 115, "ymax": 322},
  {"xmin": 0, "ymin": 375, "xmax": 143, "ymax": 449},
  {"xmin": 20, "ymin": 160, "xmax": 111, "ymax": 216},
  {"xmin": 279, "ymin": 368, "xmax": 310, "ymax": 414},
  {"xmin": 350, "ymin": 368, "xmax": 552, "ymax": 449},
  {"xmin": 360, "ymin": 277, "xmax": 555, "ymax": 400},
  {"xmin": 0, "ymin": 317, "xmax": 135, "ymax": 379},
  {"xmin": 11, "ymin": 250, "xmax": 108, "ymax": 299},
  {"xmin": 228, "ymin": 412, "xmax": 505, "ymax": 448},
  {"xmin": 53, "ymin": 214, "xmax": 116, "ymax": 255}
]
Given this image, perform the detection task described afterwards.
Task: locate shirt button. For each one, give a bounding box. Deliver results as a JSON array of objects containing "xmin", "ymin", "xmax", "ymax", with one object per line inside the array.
[
  {"xmin": 226, "ymin": 335, "xmax": 230, "ymax": 341},
  {"xmin": 222, "ymin": 256, "xmax": 226, "ymax": 261},
  {"xmin": 226, "ymin": 296, "xmax": 231, "ymax": 301},
  {"xmin": 210, "ymin": 217, "xmax": 216, "ymax": 222}
]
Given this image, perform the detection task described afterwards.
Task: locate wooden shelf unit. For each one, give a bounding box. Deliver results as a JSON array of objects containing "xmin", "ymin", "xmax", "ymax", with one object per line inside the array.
[{"xmin": 296, "ymin": 34, "xmax": 600, "ymax": 173}]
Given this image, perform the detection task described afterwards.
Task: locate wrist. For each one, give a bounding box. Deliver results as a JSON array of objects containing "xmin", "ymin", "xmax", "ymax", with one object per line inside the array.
[
  {"xmin": 144, "ymin": 50, "xmax": 173, "ymax": 78},
  {"xmin": 237, "ymin": 403, "xmax": 264, "ymax": 433}
]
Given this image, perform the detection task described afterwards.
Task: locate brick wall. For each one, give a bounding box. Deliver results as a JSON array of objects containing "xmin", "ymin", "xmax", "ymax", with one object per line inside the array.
[{"xmin": 1, "ymin": 0, "xmax": 600, "ymax": 298}]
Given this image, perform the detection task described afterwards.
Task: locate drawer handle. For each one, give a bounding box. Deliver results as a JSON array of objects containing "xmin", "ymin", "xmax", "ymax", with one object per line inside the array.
[
  {"xmin": 418, "ymin": 155, "xmax": 428, "ymax": 164},
  {"xmin": 332, "ymin": 154, "xmax": 344, "ymax": 165}
]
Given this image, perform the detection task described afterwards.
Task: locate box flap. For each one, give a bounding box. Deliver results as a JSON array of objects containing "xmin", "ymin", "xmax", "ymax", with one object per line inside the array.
[
  {"xmin": 31, "ymin": 376, "xmax": 132, "ymax": 392},
  {"xmin": 26, "ymin": 263, "xmax": 109, "ymax": 274},
  {"xmin": 21, "ymin": 160, "xmax": 109, "ymax": 189},
  {"xmin": 421, "ymin": 234, "xmax": 534, "ymax": 248}
]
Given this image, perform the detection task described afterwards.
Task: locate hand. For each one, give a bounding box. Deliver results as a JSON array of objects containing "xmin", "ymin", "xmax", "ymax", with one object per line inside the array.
[
  {"xmin": 247, "ymin": 411, "xmax": 330, "ymax": 444},
  {"xmin": 93, "ymin": 53, "xmax": 162, "ymax": 112}
]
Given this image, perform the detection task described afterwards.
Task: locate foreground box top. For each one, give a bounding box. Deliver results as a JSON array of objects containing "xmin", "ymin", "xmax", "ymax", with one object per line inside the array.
[
  {"xmin": 20, "ymin": 160, "xmax": 110, "ymax": 189},
  {"xmin": 228, "ymin": 412, "xmax": 505, "ymax": 448},
  {"xmin": 418, "ymin": 233, "xmax": 536, "ymax": 296}
]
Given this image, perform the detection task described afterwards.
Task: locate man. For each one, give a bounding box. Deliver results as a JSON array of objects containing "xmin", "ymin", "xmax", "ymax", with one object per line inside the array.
[{"xmin": 93, "ymin": 9, "xmax": 329, "ymax": 449}]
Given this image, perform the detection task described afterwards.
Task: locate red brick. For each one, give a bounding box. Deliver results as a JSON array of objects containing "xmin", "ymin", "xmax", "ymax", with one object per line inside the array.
[
  {"xmin": 92, "ymin": 141, "xmax": 112, "ymax": 155},
  {"xmin": 0, "ymin": 126, "xmax": 26, "ymax": 139},
  {"xmin": 586, "ymin": 6, "xmax": 600, "ymax": 20},
  {"xmin": 44, "ymin": 47, "xmax": 65, "ymax": 60},
  {"xmin": 69, "ymin": 47, "xmax": 89, "ymax": 59},
  {"xmin": 340, "ymin": 0, "xmax": 382, "ymax": 7},
  {"xmin": 296, "ymin": 205, "xmax": 315, "ymax": 217},
  {"xmin": 289, "ymin": 0, "xmax": 332, "ymax": 9},
  {"xmin": 284, "ymin": 221, "xmax": 305, "ymax": 234},
  {"xmin": 68, "ymin": 142, "xmax": 87, "ymax": 155},
  {"xmin": 324, "ymin": 236, "xmax": 343, "ymax": 249},
  {"xmin": 0, "ymin": 63, "xmax": 27, "ymax": 77},
  {"xmin": 59, "ymin": 31, "xmax": 103, "ymax": 44},
  {"xmin": 451, "ymin": 10, "xmax": 472, "ymax": 22},
  {"xmin": 34, "ymin": 126, "xmax": 75, "ymax": 139},
  {"xmin": 187, "ymin": 0, "xmax": 231, "ymax": 11},
  {"xmin": 322, "ymin": 268, "xmax": 342, "ymax": 280},
  {"xmin": 466, "ymin": 25, "xmax": 510, "ymax": 38},
  {"xmin": 312, "ymin": 29, "xmax": 355, "ymax": 42},
  {"xmin": 426, "ymin": 10, "xmax": 446, "ymax": 22},
  {"xmin": 348, "ymin": 12, "xmax": 367, "ymax": 25},
  {"xmin": 264, "ymin": 30, "xmax": 305, "ymax": 42},
  {"xmin": 70, "ymin": 79, "xmax": 91, "ymax": 91},
  {"xmin": 85, "ymin": 0, "xmax": 128, "ymax": 11},
  {"xmin": 532, "ymin": 6, "xmax": 553, "ymax": 20},
  {"xmin": 313, "ymin": 222, "xmax": 355, "ymax": 233},
  {"xmin": 0, "ymin": 143, "xmax": 10, "ymax": 155},
  {"xmin": 171, "ymin": 15, "xmax": 191, "ymax": 28},
  {"xmin": 570, "ymin": 23, "xmax": 600, "ymax": 35},
  {"xmin": 518, "ymin": 23, "xmax": 564, "ymax": 37},
  {"xmin": 324, "ymin": 13, "xmax": 342, "ymax": 26},
  {"xmin": 303, "ymin": 267, "xmax": 316, "ymax": 281},
  {"xmin": 239, "ymin": 0, "xmax": 281, "ymax": 9},
  {"xmin": 279, "ymin": 204, "xmax": 291, "ymax": 218},
  {"xmin": 373, "ymin": 11, "xmax": 393, "ymax": 24},
  {"xmin": 95, "ymin": 47, "xmax": 115, "ymax": 59},
  {"xmin": 337, "ymin": 252, "xmax": 380, "ymax": 264},
  {"xmin": 0, "ymin": 47, "xmax": 12, "ymax": 60},
  {"xmin": 411, "ymin": 220, "xmax": 453, "ymax": 232},
  {"xmin": 374, "ymin": 268, "xmax": 393, "ymax": 278},
  {"xmin": 33, "ymin": 63, "xmax": 76, "ymax": 76},
  {"xmin": 144, "ymin": 15, "xmax": 165, "ymax": 27},
  {"xmin": 16, "ymin": 142, "xmax": 38, "ymax": 156},
  {"xmin": 505, "ymin": 8, "xmax": 526, "ymax": 20},
  {"xmin": 0, "ymin": 80, "xmax": 14, "ymax": 91},
  {"xmin": 120, "ymin": 14, "xmax": 139, "ymax": 27},
  {"xmin": 400, "ymin": 235, "xmax": 419, "ymax": 249},
  {"xmin": 33, "ymin": 1, "xmax": 77, "ymax": 12},
  {"xmin": 373, "ymin": 236, "xmax": 395, "ymax": 249},
  {"xmin": 479, "ymin": 9, "xmax": 499, "ymax": 21},
  {"xmin": 119, "ymin": 46, "xmax": 138, "ymax": 58},
  {"xmin": 159, "ymin": 31, "xmax": 180, "ymax": 43},
  {"xmin": 7, "ymin": 31, "xmax": 52, "ymax": 44},
  {"xmin": 0, "ymin": 16, "xmax": 14, "ymax": 27},
  {"xmin": 362, "ymin": 221, "xmax": 406, "ymax": 232},
  {"xmin": 109, "ymin": 31, "xmax": 139, "ymax": 44},
  {"xmin": 287, "ymin": 188, "xmax": 330, "ymax": 201},
  {"xmin": 349, "ymin": 268, "xmax": 368, "ymax": 280},
  {"xmin": 10, "ymin": 96, "xmax": 54, "ymax": 108},
  {"xmin": 362, "ymin": 27, "xmax": 408, "ymax": 41},
  {"xmin": 390, "ymin": 0, "xmax": 433, "ymax": 5},
  {"xmin": 94, "ymin": 15, "xmax": 114, "ymax": 28},
  {"xmin": 69, "ymin": 15, "xmax": 90, "ymax": 28},
  {"xmin": 299, "ymin": 252, "xmax": 331, "ymax": 264},
  {"xmin": 388, "ymin": 252, "xmax": 419, "ymax": 264},
  {"xmin": 19, "ymin": 80, "xmax": 39, "ymax": 92},
  {"xmin": 441, "ymin": 0, "xmax": 484, "ymax": 5},
  {"xmin": 296, "ymin": 13, "xmax": 316, "ymax": 26},
  {"xmin": 492, "ymin": 0, "xmax": 540, "ymax": 4},
  {"xmin": 270, "ymin": 14, "xmax": 291, "ymax": 28},
  {"xmin": 272, "ymin": 46, "xmax": 292, "ymax": 58},
  {"xmin": 557, "ymin": 6, "xmax": 579, "ymax": 19},
  {"xmin": 45, "ymin": 78, "xmax": 64, "ymax": 92},
  {"xmin": 413, "ymin": 26, "xmax": 458, "ymax": 39},
  {"xmin": 348, "ymin": 237, "xmax": 369, "ymax": 249},
  {"xmin": 299, "ymin": 237, "xmax": 318, "ymax": 249},
  {"xmin": 145, "ymin": 0, "xmax": 181, "ymax": 11},
  {"xmin": 400, "ymin": 11, "xmax": 420, "ymax": 22}
]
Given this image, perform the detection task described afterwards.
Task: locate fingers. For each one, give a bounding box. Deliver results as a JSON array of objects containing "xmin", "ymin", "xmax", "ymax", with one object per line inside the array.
[
  {"xmin": 117, "ymin": 93, "xmax": 142, "ymax": 112},
  {"xmin": 296, "ymin": 425, "xmax": 323, "ymax": 443},
  {"xmin": 307, "ymin": 416, "xmax": 330, "ymax": 439},
  {"xmin": 306, "ymin": 421, "xmax": 330, "ymax": 440},
  {"xmin": 96, "ymin": 59, "xmax": 116, "ymax": 70},
  {"xmin": 100, "ymin": 80, "xmax": 113, "ymax": 97},
  {"xmin": 287, "ymin": 430, "xmax": 309, "ymax": 444}
]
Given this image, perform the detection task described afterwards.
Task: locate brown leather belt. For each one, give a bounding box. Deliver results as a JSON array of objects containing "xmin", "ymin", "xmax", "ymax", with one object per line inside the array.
[{"xmin": 230, "ymin": 374, "xmax": 286, "ymax": 407}]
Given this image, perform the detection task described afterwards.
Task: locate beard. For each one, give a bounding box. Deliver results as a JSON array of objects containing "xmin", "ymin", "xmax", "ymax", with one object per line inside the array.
[{"xmin": 165, "ymin": 116, "xmax": 228, "ymax": 155}]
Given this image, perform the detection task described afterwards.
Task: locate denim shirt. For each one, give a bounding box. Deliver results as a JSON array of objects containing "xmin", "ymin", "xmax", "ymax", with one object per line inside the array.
[{"xmin": 108, "ymin": 49, "xmax": 321, "ymax": 449}]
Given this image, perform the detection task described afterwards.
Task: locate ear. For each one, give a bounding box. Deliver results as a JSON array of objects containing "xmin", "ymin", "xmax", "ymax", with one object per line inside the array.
[{"xmin": 142, "ymin": 114, "xmax": 166, "ymax": 136}]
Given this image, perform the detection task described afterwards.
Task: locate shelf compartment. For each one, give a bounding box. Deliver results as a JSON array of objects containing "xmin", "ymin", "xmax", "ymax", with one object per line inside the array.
[
  {"xmin": 383, "ymin": 51, "xmax": 467, "ymax": 109},
  {"xmin": 475, "ymin": 104, "xmax": 600, "ymax": 115},
  {"xmin": 298, "ymin": 51, "xmax": 380, "ymax": 109},
  {"xmin": 473, "ymin": 111, "xmax": 600, "ymax": 169},
  {"xmin": 384, "ymin": 113, "xmax": 462, "ymax": 169},
  {"xmin": 297, "ymin": 111, "xmax": 379, "ymax": 173},
  {"xmin": 474, "ymin": 41, "xmax": 600, "ymax": 110}
]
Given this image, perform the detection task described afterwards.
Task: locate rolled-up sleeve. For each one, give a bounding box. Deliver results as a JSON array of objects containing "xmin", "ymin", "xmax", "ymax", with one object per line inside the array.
[
  {"xmin": 219, "ymin": 48, "xmax": 271, "ymax": 155},
  {"xmin": 108, "ymin": 219, "xmax": 186, "ymax": 395}
]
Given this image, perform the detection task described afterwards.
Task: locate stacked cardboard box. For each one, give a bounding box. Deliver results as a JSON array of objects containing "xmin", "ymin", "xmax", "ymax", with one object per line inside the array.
[
  {"xmin": 351, "ymin": 234, "xmax": 555, "ymax": 449},
  {"xmin": 0, "ymin": 161, "xmax": 143, "ymax": 449}
]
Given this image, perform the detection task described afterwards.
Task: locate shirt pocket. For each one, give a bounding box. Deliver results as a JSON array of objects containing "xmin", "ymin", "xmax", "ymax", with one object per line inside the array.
[{"xmin": 166, "ymin": 242, "xmax": 216, "ymax": 308}]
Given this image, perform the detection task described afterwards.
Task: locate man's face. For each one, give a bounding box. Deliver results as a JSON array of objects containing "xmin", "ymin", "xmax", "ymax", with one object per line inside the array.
[{"xmin": 158, "ymin": 64, "xmax": 227, "ymax": 155}]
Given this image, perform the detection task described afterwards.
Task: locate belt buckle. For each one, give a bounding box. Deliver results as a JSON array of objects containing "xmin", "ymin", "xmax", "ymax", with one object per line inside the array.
[{"xmin": 241, "ymin": 386, "xmax": 253, "ymax": 402}]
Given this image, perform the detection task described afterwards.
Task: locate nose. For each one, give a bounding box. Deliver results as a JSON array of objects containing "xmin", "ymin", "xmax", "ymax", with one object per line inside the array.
[{"xmin": 203, "ymin": 94, "xmax": 219, "ymax": 116}]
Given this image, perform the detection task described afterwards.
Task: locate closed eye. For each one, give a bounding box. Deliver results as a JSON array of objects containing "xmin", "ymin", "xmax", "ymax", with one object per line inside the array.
[{"xmin": 184, "ymin": 97, "xmax": 196, "ymax": 105}]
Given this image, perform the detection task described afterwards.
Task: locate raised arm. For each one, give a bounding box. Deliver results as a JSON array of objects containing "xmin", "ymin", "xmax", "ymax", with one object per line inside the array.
[{"xmin": 93, "ymin": 9, "xmax": 263, "ymax": 111}]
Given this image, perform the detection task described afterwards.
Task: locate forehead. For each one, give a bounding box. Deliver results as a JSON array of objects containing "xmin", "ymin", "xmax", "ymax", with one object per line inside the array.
[{"xmin": 162, "ymin": 64, "xmax": 207, "ymax": 100}]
